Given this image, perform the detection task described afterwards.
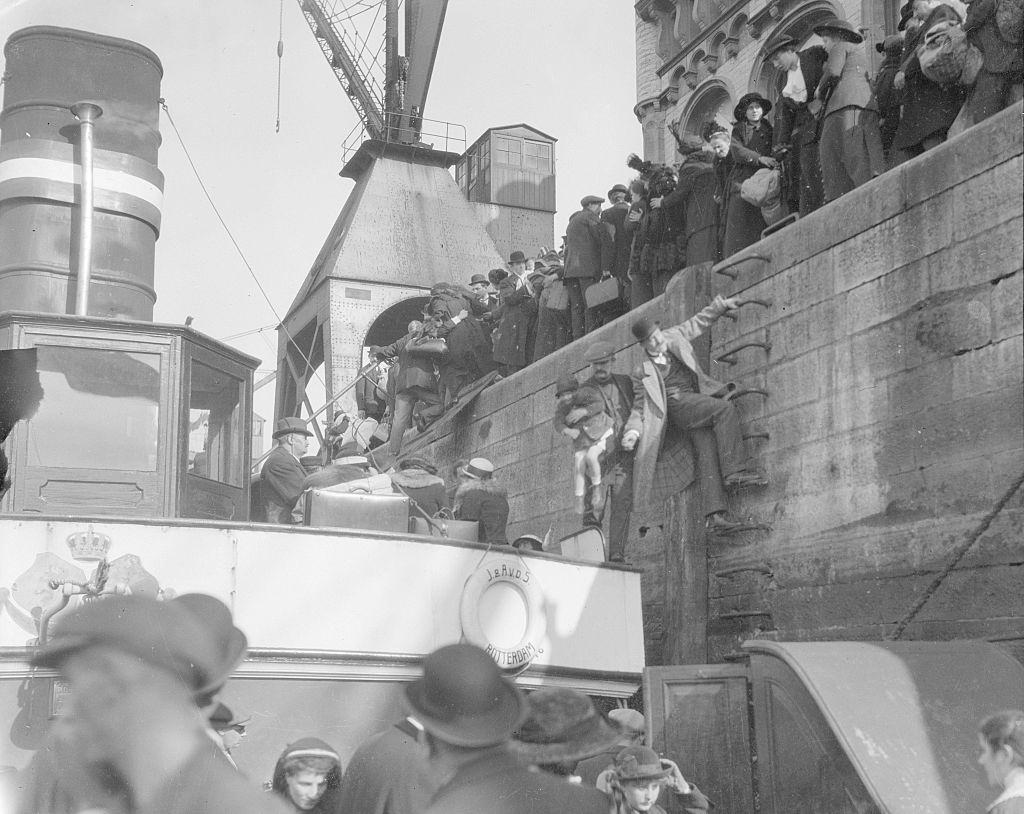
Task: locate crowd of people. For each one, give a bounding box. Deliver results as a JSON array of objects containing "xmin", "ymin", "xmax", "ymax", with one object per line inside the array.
[{"xmin": 7, "ymin": 594, "xmax": 1023, "ymax": 813}]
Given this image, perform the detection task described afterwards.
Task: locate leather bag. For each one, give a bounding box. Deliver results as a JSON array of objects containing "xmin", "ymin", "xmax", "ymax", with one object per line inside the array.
[
  {"xmin": 584, "ymin": 276, "xmax": 621, "ymax": 309},
  {"xmin": 405, "ymin": 335, "xmax": 448, "ymax": 360}
]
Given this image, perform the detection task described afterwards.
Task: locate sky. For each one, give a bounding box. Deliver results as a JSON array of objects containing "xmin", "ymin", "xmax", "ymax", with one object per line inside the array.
[{"xmin": 0, "ymin": 0, "xmax": 643, "ymax": 446}]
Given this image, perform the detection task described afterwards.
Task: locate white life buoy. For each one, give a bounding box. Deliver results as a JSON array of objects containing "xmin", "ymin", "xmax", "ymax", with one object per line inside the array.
[{"xmin": 460, "ymin": 555, "xmax": 546, "ymax": 671}]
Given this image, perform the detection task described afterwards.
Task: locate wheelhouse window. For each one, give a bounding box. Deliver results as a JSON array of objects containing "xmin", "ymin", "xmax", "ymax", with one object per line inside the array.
[
  {"xmin": 495, "ymin": 135, "xmax": 522, "ymax": 167},
  {"xmin": 187, "ymin": 361, "xmax": 243, "ymax": 487},
  {"xmin": 524, "ymin": 139, "xmax": 551, "ymax": 173},
  {"xmin": 28, "ymin": 345, "xmax": 161, "ymax": 471}
]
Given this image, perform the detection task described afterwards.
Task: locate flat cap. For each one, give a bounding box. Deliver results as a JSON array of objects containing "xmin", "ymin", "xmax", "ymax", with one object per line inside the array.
[
  {"xmin": 583, "ymin": 341, "xmax": 616, "ymax": 363},
  {"xmin": 581, "ymin": 194, "xmax": 605, "ymax": 207},
  {"xmin": 32, "ymin": 594, "xmax": 228, "ymax": 693}
]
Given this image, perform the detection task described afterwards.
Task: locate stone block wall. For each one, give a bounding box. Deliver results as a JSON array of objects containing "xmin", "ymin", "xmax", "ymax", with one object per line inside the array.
[{"xmin": 422, "ymin": 103, "xmax": 1023, "ymax": 665}]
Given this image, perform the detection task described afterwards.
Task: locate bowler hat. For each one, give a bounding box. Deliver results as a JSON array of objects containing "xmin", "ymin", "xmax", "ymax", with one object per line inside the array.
[
  {"xmin": 897, "ymin": 2, "xmax": 914, "ymax": 29},
  {"xmin": 461, "ymin": 457, "xmax": 494, "ymax": 480},
  {"xmin": 764, "ymin": 34, "xmax": 800, "ymax": 58},
  {"xmin": 607, "ymin": 183, "xmax": 630, "ymax": 199},
  {"xmin": 509, "ymin": 250, "xmax": 528, "ymax": 264},
  {"xmin": 208, "ymin": 702, "xmax": 251, "ymax": 730},
  {"xmin": 405, "ymin": 643, "xmax": 526, "ymax": 747},
  {"xmin": 581, "ymin": 194, "xmax": 605, "ymax": 207},
  {"xmin": 583, "ymin": 341, "xmax": 616, "ymax": 363},
  {"xmin": 511, "ymin": 688, "xmax": 624, "ymax": 764},
  {"xmin": 469, "ymin": 273, "xmax": 489, "ymax": 286},
  {"xmin": 613, "ymin": 745, "xmax": 672, "ymax": 782},
  {"xmin": 813, "ymin": 17, "xmax": 864, "ymax": 43},
  {"xmin": 733, "ymin": 92, "xmax": 773, "ymax": 122},
  {"xmin": 172, "ymin": 593, "xmax": 248, "ymax": 699},
  {"xmin": 631, "ymin": 316, "xmax": 660, "ymax": 343},
  {"xmin": 555, "ymin": 373, "xmax": 579, "ymax": 396},
  {"xmin": 273, "ymin": 416, "xmax": 313, "ymax": 439},
  {"xmin": 876, "ymin": 33, "xmax": 903, "ymax": 54},
  {"xmin": 32, "ymin": 594, "xmax": 226, "ymax": 694}
]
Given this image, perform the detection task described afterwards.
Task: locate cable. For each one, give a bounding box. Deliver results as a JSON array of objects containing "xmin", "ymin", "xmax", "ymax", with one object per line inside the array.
[
  {"xmin": 158, "ymin": 98, "xmax": 326, "ymax": 390},
  {"xmin": 219, "ymin": 323, "xmax": 277, "ymax": 342},
  {"xmin": 276, "ymin": 0, "xmax": 285, "ymax": 133}
]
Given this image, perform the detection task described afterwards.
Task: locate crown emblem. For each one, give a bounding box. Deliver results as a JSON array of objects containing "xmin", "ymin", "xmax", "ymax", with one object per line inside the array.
[{"xmin": 65, "ymin": 530, "xmax": 112, "ymax": 562}]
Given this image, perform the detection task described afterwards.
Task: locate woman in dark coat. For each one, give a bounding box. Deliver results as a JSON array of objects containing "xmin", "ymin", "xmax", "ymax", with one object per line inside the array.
[
  {"xmin": 453, "ymin": 458, "xmax": 510, "ymax": 544},
  {"xmin": 626, "ymin": 155, "xmax": 682, "ymax": 306},
  {"xmin": 725, "ymin": 92, "xmax": 775, "ymax": 255},
  {"xmin": 892, "ymin": 0, "xmax": 968, "ymax": 155},
  {"xmin": 490, "ymin": 270, "xmax": 537, "ymax": 376},
  {"xmin": 390, "ymin": 454, "xmax": 450, "ymax": 516}
]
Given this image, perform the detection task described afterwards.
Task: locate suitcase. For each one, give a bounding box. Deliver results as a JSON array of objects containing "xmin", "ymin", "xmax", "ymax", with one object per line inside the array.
[
  {"xmin": 303, "ymin": 490, "xmax": 410, "ymax": 532},
  {"xmin": 410, "ymin": 516, "xmax": 480, "ymax": 542},
  {"xmin": 558, "ymin": 527, "xmax": 607, "ymax": 562},
  {"xmin": 584, "ymin": 276, "xmax": 621, "ymax": 309}
]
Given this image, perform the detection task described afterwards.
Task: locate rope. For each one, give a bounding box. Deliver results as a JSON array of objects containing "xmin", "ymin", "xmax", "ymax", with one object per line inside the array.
[
  {"xmin": 888, "ymin": 470, "xmax": 1024, "ymax": 640},
  {"xmin": 276, "ymin": 0, "xmax": 285, "ymax": 133}
]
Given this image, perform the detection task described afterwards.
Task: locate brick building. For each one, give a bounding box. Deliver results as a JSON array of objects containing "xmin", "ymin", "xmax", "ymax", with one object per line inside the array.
[{"xmin": 633, "ymin": 0, "xmax": 903, "ymax": 163}]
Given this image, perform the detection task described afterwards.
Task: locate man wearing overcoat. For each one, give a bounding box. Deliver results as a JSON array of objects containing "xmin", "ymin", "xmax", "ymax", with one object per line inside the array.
[
  {"xmin": 563, "ymin": 195, "xmax": 614, "ymax": 341},
  {"xmin": 261, "ymin": 417, "xmax": 314, "ymax": 524},
  {"xmin": 622, "ymin": 298, "xmax": 765, "ymax": 531}
]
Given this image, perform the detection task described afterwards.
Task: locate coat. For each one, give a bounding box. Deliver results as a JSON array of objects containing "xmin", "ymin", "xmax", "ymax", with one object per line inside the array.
[
  {"xmin": 660, "ymin": 154, "xmax": 718, "ymax": 267},
  {"xmin": 423, "ymin": 749, "xmax": 610, "ymax": 814},
  {"xmin": 966, "ymin": 0, "xmax": 1023, "ymax": 74},
  {"xmin": 491, "ymin": 277, "xmax": 537, "ymax": 369},
  {"xmin": 390, "ymin": 467, "xmax": 450, "ymax": 516},
  {"xmin": 454, "ymin": 479, "xmax": 510, "ymax": 544},
  {"xmin": 626, "ymin": 297, "xmax": 732, "ymax": 508},
  {"xmin": 892, "ymin": 5, "xmax": 968, "ymax": 150},
  {"xmin": 774, "ymin": 46, "xmax": 829, "ymax": 147},
  {"xmin": 335, "ymin": 720, "xmax": 435, "ymax": 814},
  {"xmin": 715, "ymin": 140, "xmax": 768, "ymax": 259},
  {"xmin": 564, "ymin": 207, "xmax": 614, "ymax": 279},
  {"xmin": 376, "ymin": 331, "xmax": 437, "ymax": 395},
  {"xmin": 601, "ymin": 202, "xmax": 634, "ymax": 279},
  {"xmin": 261, "ymin": 445, "xmax": 308, "ymax": 523}
]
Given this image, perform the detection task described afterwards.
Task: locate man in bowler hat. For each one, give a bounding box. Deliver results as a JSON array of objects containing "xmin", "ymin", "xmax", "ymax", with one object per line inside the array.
[
  {"xmin": 408, "ymin": 643, "xmax": 609, "ymax": 813},
  {"xmin": 564, "ymin": 196, "xmax": 614, "ymax": 341},
  {"xmin": 25, "ymin": 594, "xmax": 286, "ymax": 814},
  {"xmin": 261, "ymin": 417, "xmax": 315, "ymax": 524},
  {"xmin": 624, "ymin": 299, "xmax": 766, "ymax": 532}
]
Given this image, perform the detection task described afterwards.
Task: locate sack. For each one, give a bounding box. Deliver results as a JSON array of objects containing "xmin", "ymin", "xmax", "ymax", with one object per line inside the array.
[
  {"xmin": 918, "ymin": 20, "xmax": 968, "ymax": 85},
  {"xmin": 961, "ymin": 41, "xmax": 984, "ymax": 84},
  {"xmin": 584, "ymin": 276, "xmax": 621, "ymax": 309},
  {"xmin": 740, "ymin": 168, "xmax": 781, "ymax": 207},
  {"xmin": 996, "ymin": 0, "xmax": 1024, "ymax": 43},
  {"xmin": 545, "ymin": 279, "xmax": 569, "ymax": 311},
  {"xmin": 406, "ymin": 335, "xmax": 448, "ymax": 359},
  {"xmin": 761, "ymin": 199, "xmax": 786, "ymax": 227}
]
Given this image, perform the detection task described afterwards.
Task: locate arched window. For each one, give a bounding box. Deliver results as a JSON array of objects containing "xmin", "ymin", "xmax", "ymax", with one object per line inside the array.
[{"xmin": 675, "ymin": 78, "xmax": 735, "ymax": 141}]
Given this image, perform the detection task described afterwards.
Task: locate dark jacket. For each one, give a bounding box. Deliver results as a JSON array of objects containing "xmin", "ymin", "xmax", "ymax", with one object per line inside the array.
[
  {"xmin": 424, "ymin": 749, "xmax": 609, "ymax": 814},
  {"xmin": 774, "ymin": 45, "xmax": 829, "ymax": 147},
  {"xmin": 336, "ymin": 720, "xmax": 435, "ymax": 814},
  {"xmin": 454, "ymin": 478, "xmax": 510, "ymax": 544},
  {"xmin": 892, "ymin": 5, "xmax": 968, "ymax": 150},
  {"xmin": 375, "ymin": 331, "xmax": 437, "ymax": 395},
  {"xmin": 817, "ymin": 40, "xmax": 878, "ymax": 116},
  {"xmin": 715, "ymin": 140, "xmax": 768, "ymax": 259},
  {"xmin": 261, "ymin": 445, "xmax": 308, "ymax": 524},
  {"xmin": 564, "ymin": 207, "xmax": 614, "ymax": 279},
  {"xmin": 390, "ymin": 467, "xmax": 450, "ymax": 516},
  {"xmin": 491, "ymin": 277, "xmax": 537, "ymax": 369},
  {"xmin": 661, "ymin": 153, "xmax": 718, "ymax": 267},
  {"xmin": 601, "ymin": 202, "xmax": 634, "ymax": 279},
  {"xmin": 965, "ymin": 0, "xmax": 1023, "ymax": 74}
]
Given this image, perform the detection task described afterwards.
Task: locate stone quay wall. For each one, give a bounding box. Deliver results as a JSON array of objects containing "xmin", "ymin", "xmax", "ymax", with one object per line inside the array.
[{"xmin": 423, "ymin": 103, "xmax": 1024, "ymax": 665}]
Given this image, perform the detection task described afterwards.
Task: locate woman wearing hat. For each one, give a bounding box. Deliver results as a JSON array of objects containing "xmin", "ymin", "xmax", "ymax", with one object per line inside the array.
[
  {"xmin": 603, "ymin": 745, "xmax": 709, "ymax": 814},
  {"xmin": 389, "ymin": 454, "xmax": 450, "ymax": 516},
  {"xmin": 728, "ymin": 92, "xmax": 776, "ymax": 251},
  {"xmin": 271, "ymin": 737, "xmax": 343, "ymax": 813},
  {"xmin": 812, "ymin": 17, "xmax": 887, "ymax": 202},
  {"xmin": 453, "ymin": 457, "xmax": 510, "ymax": 544},
  {"xmin": 891, "ymin": 0, "xmax": 968, "ymax": 158}
]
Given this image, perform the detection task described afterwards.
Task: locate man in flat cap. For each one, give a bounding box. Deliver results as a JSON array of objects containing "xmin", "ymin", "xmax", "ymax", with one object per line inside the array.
[
  {"xmin": 600, "ymin": 184, "xmax": 634, "ymax": 318},
  {"xmin": 564, "ymin": 196, "xmax": 614, "ymax": 341},
  {"xmin": 410, "ymin": 643, "xmax": 608, "ymax": 814},
  {"xmin": 765, "ymin": 34, "xmax": 828, "ymax": 216},
  {"xmin": 579, "ymin": 340, "xmax": 637, "ymax": 562},
  {"xmin": 261, "ymin": 417, "xmax": 315, "ymax": 524},
  {"xmin": 624, "ymin": 299, "xmax": 766, "ymax": 532},
  {"xmin": 24, "ymin": 594, "xmax": 286, "ymax": 814}
]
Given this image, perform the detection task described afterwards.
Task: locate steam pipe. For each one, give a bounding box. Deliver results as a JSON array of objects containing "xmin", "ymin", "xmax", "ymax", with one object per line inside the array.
[{"xmin": 71, "ymin": 101, "xmax": 103, "ymax": 316}]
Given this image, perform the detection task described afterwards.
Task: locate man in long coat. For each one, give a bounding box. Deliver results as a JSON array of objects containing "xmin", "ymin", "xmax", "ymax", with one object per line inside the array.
[
  {"xmin": 491, "ymin": 252, "xmax": 538, "ymax": 376},
  {"xmin": 563, "ymin": 196, "xmax": 614, "ymax": 341},
  {"xmin": 261, "ymin": 417, "xmax": 314, "ymax": 524},
  {"xmin": 622, "ymin": 297, "xmax": 765, "ymax": 530},
  {"xmin": 599, "ymin": 183, "xmax": 634, "ymax": 319}
]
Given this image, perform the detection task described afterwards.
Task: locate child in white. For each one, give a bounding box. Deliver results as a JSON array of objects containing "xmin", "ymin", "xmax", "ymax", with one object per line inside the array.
[{"xmin": 553, "ymin": 374, "xmax": 615, "ymax": 515}]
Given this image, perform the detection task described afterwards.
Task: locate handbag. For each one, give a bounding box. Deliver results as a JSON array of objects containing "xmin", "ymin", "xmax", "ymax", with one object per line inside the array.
[
  {"xmin": 406, "ymin": 335, "xmax": 448, "ymax": 359},
  {"xmin": 545, "ymin": 278, "xmax": 569, "ymax": 311},
  {"xmin": 918, "ymin": 20, "xmax": 968, "ymax": 85},
  {"xmin": 584, "ymin": 275, "xmax": 621, "ymax": 309},
  {"xmin": 740, "ymin": 168, "xmax": 781, "ymax": 207}
]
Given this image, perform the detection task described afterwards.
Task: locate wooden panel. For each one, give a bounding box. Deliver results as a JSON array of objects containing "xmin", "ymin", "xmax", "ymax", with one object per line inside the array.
[{"xmin": 645, "ymin": 664, "xmax": 755, "ymax": 813}]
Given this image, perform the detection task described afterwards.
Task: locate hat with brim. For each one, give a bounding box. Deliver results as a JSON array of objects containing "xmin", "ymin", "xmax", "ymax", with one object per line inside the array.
[
  {"xmin": 764, "ymin": 34, "xmax": 800, "ymax": 58},
  {"xmin": 511, "ymin": 534, "xmax": 545, "ymax": 552},
  {"xmin": 461, "ymin": 457, "xmax": 494, "ymax": 480},
  {"xmin": 613, "ymin": 745, "xmax": 673, "ymax": 782},
  {"xmin": 606, "ymin": 184, "xmax": 630, "ymax": 199},
  {"xmin": 631, "ymin": 317, "xmax": 661, "ymax": 343},
  {"xmin": 172, "ymin": 593, "xmax": 248, "ymax": 699},
  {"xmin": 511, "ymin": 688, "xmax": 624, "ymax": 764},
  {"xmin": 469, "ymin": 273, "xmax": 489, "ymax": 286},
  {"xmin": 272, "ymin": 416, "xmax": 314, "ymax": 439},
  {"xmin": 813, "ymin": 17, "xmax": 863, "ymax": 43},
  {"xmin": 32, "ymin": 594, "xmax": 226, "ymax": 694},
  {"xmin": 897, "ymin": 2, "xmax": 914, "ymax": 29},
  {"xmin": 405, "ymin": 644, "xmax": 526, "ymax": 747},
  {"xmin": 509, "ymin": 250, "xmax": 528, "ymax": 264},
  {"xmin": 733, "ymin": 92, "xmax": 773, "ymax": 122}
]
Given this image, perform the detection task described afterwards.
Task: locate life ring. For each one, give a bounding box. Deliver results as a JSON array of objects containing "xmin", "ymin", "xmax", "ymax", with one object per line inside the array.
[{"xmin": 460, "ymin": 555, "xmax": 546, "ymax": 671}]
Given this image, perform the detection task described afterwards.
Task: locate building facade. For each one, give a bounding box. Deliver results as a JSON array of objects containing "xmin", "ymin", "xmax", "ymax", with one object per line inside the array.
[{"xmin": 633, "ymin": 0, "xmax": 902, "ymax": 163}]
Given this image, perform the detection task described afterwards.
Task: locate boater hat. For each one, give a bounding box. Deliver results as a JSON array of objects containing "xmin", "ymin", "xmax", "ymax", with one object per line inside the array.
[
  {"xmin": 511, "ymin": 688, "xmax": 624, "ymax": 764},
  {"xmin": 733, "ymin": 92, "xmax": 773, "ymax": 122},
  {"xmin": 273, "ymin": 416, "xmax": 314, "ymax": 439},
  {"xmin": 613, "ymin": 745, "xmax": 673, "ymax": 782},
  {"xmin": 405, "ymin": 643, "xmax": 526, "ymax": 747},
  {"xmin": 813, "ymin": 17, "xmax": 864, "ymax": 43},
  {"xmin": 461, "ymin": 457, "xmax": 494, "ymax": 480}
]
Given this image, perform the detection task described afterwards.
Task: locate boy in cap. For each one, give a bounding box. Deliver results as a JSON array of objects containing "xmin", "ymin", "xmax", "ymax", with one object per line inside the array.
[{"xmin": 27, "ymin": 594, "xmax": 287, "ymax": 814}]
